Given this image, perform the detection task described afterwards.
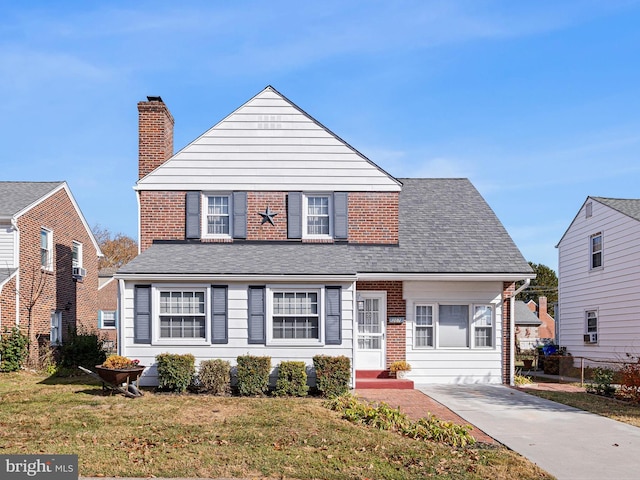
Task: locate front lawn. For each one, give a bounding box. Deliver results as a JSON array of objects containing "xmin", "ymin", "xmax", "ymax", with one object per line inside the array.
[{"xmin": 0, "ymin": 372, "xmax": 552, "ymax": 479}]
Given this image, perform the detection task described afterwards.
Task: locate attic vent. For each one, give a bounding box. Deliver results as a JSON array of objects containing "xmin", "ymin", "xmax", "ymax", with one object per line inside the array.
[
  {"xmin": 586, "ymin": 202, "xmax": 592, "ymax": 218},
  {"xmin": 258, "ymin": 115, "xmax": 282, "ymax": 130}
]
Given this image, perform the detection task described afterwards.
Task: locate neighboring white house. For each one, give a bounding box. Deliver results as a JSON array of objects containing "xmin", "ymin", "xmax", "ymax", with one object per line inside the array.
[
  {"xmin": 117, "ymin": 87, "xmax": 534, "ymax": 387},
  {"xmin": 557, "ymin": 196, "xmax": 640, "ymax": 361}
]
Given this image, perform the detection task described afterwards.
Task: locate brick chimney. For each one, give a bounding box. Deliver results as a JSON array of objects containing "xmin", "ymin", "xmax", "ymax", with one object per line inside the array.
[
  {"xmin": 138, "ymin": 96, "xmax": 174, "ymax": 179},
  {"xmin": 539, "ymin": 296, "xmax": 548, "ymax": 316}
]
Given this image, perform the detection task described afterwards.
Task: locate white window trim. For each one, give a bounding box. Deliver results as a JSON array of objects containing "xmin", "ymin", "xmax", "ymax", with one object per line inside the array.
[
  {"xmin": 151, "ymin": 284, "xmax": 211, "ymax": 345},
  {"xmin": 201, "ymin": 193, "xmax": 233, "ymax": 239},
  {"xmin": 590, "ymin": 232, "xmax": 603, "ymax": 270},
  {"xmin": 471, "ymin": 304, "xmax": 494, "ymax": 349},
  {"xmin": 50, "ymin": 310, "xmax": 62, "ymax": 345},
  {"xmin": 266, "ymin": 285, "xmax": 324, "ymax": 346},
  {"xmin": 72, "ymin": 241, "xmax": 83, "ymax": 269},
  {"xmin": 413, "ymin": 303, "xmax": 435, "ymax": 349},
  {"xmin": 99, "ymin": 310, "xmax": 117, "ymax": 330},
  {"xmin": 302, "ymin": 193, "xmax": 333, "ymax": 240},
  {"xmin": 41, "ymin": 228, "xmax": 53, "ymax": 271},
  {"xmin": 410, "ymin": 301, "xmax": 498, "ymax": 350},
  {"xmin": 586, "ymin": 309, "xmax": 598, "ymax": 335}
]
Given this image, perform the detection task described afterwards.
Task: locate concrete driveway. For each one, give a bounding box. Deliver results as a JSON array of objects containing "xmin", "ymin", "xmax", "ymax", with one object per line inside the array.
[{"xmin": 418, "ymin": 384, "xmax": 640, "ymax": 480}]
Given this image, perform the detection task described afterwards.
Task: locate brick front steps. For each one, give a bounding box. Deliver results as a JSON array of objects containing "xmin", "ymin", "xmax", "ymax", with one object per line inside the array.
[{"xmin": 355, "ymin": 370, "xmax": 414, "ymax": 389}]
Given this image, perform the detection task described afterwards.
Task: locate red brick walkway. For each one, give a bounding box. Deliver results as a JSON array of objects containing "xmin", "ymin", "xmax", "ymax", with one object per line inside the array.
[{"xmin": 354, "ymin": 389, "xmax": 496, "ymax": 444}]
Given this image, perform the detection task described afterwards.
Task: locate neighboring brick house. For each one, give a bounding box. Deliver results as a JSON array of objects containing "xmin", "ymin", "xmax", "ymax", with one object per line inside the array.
[
  {"xmin": 117, "ymin": 87, "xmax": 533, "ymax": 387},
  {"xmin": 0, "ymin": 182, "xmax": 101, "ymax": 352},
  {"xmin": 98, "ymin": 267, "xmax": 118, "ymax": 351}
]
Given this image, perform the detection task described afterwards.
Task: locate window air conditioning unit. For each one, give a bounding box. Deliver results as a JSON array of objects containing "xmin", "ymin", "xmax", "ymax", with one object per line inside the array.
[
  {"xmin": 72, "ymin": 267, "xmax": 86, "ymax": 279},
  {"xmin": 583, "ymin": 333, "xmax": 598, "ymax": 343}
]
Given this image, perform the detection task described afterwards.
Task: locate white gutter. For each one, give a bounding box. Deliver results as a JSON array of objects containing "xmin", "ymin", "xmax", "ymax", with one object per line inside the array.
[
  {"xmin": 11, "ymin": 217, "xmax": 19, "ymax": 326},
  {"xmin": 115, "ymin": 273, "xmax": 358, "ymax": 283},
  {"xmin": 357, "ymin": 273, "xmax": 535, "ymax": 282},
  {"xmin": 510, "ymin": 278, "xmax": 531, "ymax": 386}
]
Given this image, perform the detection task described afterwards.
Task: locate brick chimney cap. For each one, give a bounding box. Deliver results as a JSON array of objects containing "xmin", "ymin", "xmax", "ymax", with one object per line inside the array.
[{"xmin": 146, "ymin": 96, "xmax": 163, "ymax": 102}]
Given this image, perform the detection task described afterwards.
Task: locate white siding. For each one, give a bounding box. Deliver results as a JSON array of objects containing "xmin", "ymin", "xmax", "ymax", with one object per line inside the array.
[
  {"xmin": 0, "ymin": 223, "xmax": 16, "ymax": 268},
  {"xmin": 121, "ymin": 280, "xmax": 355, "ymax": 387},
  {"xmin": 403, "ymin": 281, "xmax": 504, "ymax": 384},
  {"xmin": 558, "ymin": 200, "xmax": 640, "ymax": 361},
  {"xmin": 137, "ymin": 88, "xmax": 400, "ymax": 192}
]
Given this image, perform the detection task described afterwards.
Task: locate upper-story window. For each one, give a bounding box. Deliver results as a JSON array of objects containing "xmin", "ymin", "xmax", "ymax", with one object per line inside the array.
[
  {"xmin": 72, "ymin": 241, "xmax": 83, "ymax": 269},
  {"xmin": 590, "ymin": 232, "xmax": 603, "ymax": 269},
  {"xmin": 203, "ymin": 194, "xmax": 232, "ymax": 238},
  {"xmin": 303, "ymin": 194, "xmax": 332, "ymax": 238},
  {"xmin": 41, "ymin": 228, "xmax": 53, "ymax": 271}
]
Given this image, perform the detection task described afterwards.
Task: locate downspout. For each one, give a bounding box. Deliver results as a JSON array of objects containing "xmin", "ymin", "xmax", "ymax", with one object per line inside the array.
[
  {"xmin": 117, "ymin": 278, "xmax": 125, "ymax": 356},
  {"xmin": 11, "ymin": 217, "xmax": 19, "ymax": 326},
  {"xmin": 510, "ymin": 278, "xmax": 530, "ymax": 386}
]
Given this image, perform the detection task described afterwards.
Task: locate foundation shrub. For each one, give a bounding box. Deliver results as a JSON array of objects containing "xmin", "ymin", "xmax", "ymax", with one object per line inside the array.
[
  {"xmin": 59, "ymin": 330, "xmax": 106, "ymax": 371},
  {"xmin": 156, "ymin": 353, "xmax": 195, "ymax": 393},
  {"xmin": 195, "ymin": 359, "xmax": 231, "ymax": 395},
  {"xmin": 313, "ymin": 354, "xmax": 350, "ymax": 397},
  {"xmin": 0, "ymin": 327, "xmax": 29, "ymax": 372},
  {"xmin": 274, "ymin": 361, "xmax": 309, "ymax": 397},
  {"xmin": 236, "ymin": 355, "xmax": 271, "ymax": 396},
  {"xmin": 586, "ymin": 367, "xmax": 616, "ymax": 397}
]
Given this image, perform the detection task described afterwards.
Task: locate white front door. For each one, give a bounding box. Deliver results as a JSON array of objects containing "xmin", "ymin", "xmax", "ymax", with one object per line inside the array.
[{"xmin": 356, "ymin": 292, "xmax": 386, "ymax": 370}]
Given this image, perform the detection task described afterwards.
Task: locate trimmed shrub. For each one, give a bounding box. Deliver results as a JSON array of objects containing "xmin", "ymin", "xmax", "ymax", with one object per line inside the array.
[
  {"xmin": 196, "ymin": 359, "xmax": 231, "ymax": 395},
  {"xmin": 274, "ymin": 361, "xmax": 309, "ymax": 397},
  {"xmin": 236, "ymin": 355, "xmax": 271, "ymax": 396},
  {"xmin": 0, "ymin": 327, "xmax": 29, "ymax": 372},
  {"xmin": 586, "ymin": 367, "xmax": 616, "ymax": 397},
  {"xmin": 156, "ymin": 353, "xmax": 196, "ymax": 393},
  {"xmin": 313, "ymin": 355, "xmax": 350, "ymax": 397},
  {"xmin": 59, "ymin": 330, "xmax": 106, "ymax": 370}
]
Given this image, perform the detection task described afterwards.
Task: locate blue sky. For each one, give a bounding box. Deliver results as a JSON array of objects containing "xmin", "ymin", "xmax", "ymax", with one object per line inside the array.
[{"xmin": 1, "ymin": 1, "xmax": 639, "ymax": 272}]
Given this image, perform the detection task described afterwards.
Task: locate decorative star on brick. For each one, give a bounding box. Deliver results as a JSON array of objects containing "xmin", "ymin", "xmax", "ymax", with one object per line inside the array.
[{"xmin": 258, "ymin": 206, "xmax": 278, "ymax": 225}]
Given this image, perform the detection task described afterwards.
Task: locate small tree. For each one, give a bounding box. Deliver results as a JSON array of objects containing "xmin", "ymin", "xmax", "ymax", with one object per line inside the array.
[
  {"xmin": 517, "ymin": 262, "xmax": 558, "ymax": 317},
  {"xmin": 92, "ymin": 225, "xmax": 137, "ymax": 269}
]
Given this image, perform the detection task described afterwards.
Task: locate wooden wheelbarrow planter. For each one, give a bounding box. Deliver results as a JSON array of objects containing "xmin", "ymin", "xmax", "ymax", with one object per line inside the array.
[{"xmin": 78, "ymin": 365, "xmax": 145, "ymax": 398}]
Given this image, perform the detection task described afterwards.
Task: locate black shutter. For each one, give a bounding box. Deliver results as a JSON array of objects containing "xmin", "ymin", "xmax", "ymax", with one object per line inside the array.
[
  {"xmin": 211, "ymin": 285, "xmax": 228, "ymax": 344},
  {"xmin": 333, "ymin": 192, "xmax": 348, "ymax": 239},
  {"xmin": 248, "ymin": 286, "xmax": 265, "ymax": 344},
  {"xmin": 185, "ymin": 192, "xmax": 201, "ymax": 239},
  {"xmin": 232, "ymin": 192, "xmax": 247, "ymax": 239},
  {"xmin": 134, "ymin": 285, "xmax": 152, "ymax": 344},
  {"xmin": 325, "ymin": 286, "xmax": 342, "ymax": 345},
  {"xmin": 287, "ymin": 192, "xmax": 302, "ymax": 239}
]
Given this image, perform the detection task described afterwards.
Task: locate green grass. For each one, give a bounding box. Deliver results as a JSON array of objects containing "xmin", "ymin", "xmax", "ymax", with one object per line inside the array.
[
  {"xmin": 524, "ymin": 388, "xmax": 640, "ymax": 428},
  {"xmin": 0, "ymin": 372, "xmax": 553, "ymax": 479}
]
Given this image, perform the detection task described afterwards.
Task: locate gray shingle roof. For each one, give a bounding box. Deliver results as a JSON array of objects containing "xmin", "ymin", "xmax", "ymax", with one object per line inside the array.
[
  {"xmin": 119, "ymin": 178, "xmax": 532, "ymax": 276},
  {"xmin": 0, "ymin": 182, "xmax": 64, "ymax": 218},
  {"xmin": 514, "ymin": 301, "xmax": 542, "ymax": 326},
  {"xmin": 592, "ymin": 197, "xmax": 640, "ymax": 222}
]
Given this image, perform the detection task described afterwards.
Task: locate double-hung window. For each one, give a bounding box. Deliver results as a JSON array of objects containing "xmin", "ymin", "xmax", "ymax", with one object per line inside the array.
[
  {"xmin": 414, "ymin": 304, "xmax": 434, "ymax": 347},
  {"xmin": 586, "ymin": 310, "xmax": 598, "ymax": 335},
  {"xmin": 50, "ymin": 310, "xmax": 62, "ymax": 345},
  {"xmin": 304, "ymin": 195, "xmax": 332, "ymax": 238},
  {"xmin": 99, "ymin": 310, "xmax": 117, "ymax": 329},
  {"xmin": 473, "ymin": 305, "xmax": 493, "ymax": 348},
  {"xmin": 159, "ymin": 290, "xmax": 206, "ymax": 339},
  {"xmin": 439, "ymin": 305, "xmax": 470, "ymax": 348},
  {"xmin": 204, "ymin": 194, "xmax": 231, "ymax": 238},
  {"xmin": 590, "ymin": 232, "xmax": 603, "ymax": 269},
  {"xmin": 72, "ymin": 241, "xmax": 83, "ymax": 270},
  {"xmin": 272, "ymin": 290, "xmax": 320, "ymax": 340},
  {"xmin": 41, "ymin": 228, "xmax": 53, "ymax": 271}
]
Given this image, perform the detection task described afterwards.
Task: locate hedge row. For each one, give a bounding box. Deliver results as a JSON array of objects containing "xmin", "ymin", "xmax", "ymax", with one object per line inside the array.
[{"xmin": 155, "ymin": 353, "xmax": 350, "ymax": 397}]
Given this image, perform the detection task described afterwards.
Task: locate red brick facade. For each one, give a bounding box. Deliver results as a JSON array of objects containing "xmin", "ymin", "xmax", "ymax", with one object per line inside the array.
[
  {"xmin": 0, "ymin": 187, "xmax": 99, "ymax": 346},
  {"xmin": 502, "ymin": 281, "xmax": 515, "ymax": 384},
  {"xmin": 139, "ymin": 190, "xmax": 187, "ymax": 252},
  {"xmin": 247, "ymin": 192, "xmax": 288, "ymax": 240},
  {"xmin": 98, "ymin": 276, "xmax": 118, "ymax": 347},
  {"xmin": 349, "ymin": 192, "xmax": 399, "ymax": 244},
  {"xmin": 357, "ymin": 281, "xmax": 406, "ymax": 368}
]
